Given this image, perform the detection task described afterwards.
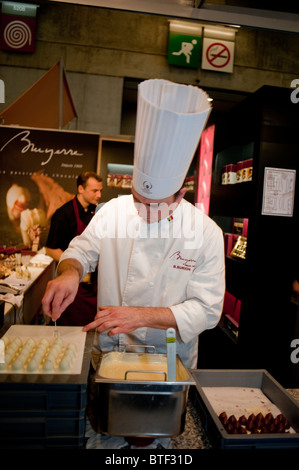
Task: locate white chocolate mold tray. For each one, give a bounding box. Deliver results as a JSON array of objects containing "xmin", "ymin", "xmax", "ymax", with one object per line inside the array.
[{"xmin": 0, "ymin": 325, "xmax": 86, "ymax": 375}]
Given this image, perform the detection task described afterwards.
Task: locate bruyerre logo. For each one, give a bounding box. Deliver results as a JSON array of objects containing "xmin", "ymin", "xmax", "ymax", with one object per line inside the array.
[
  {"xmin": 0, "ymin": 79, "xmax": 4, "ymax": 103},
  {"xmin": 290, "ymin": 79, "xmax": 299, "ymax": 104}
]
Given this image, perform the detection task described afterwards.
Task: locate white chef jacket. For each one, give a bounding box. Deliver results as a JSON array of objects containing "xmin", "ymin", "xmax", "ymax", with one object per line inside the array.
[{"xmin": 60, "ymin": 195, "xmax": 225, "ymax": 368}]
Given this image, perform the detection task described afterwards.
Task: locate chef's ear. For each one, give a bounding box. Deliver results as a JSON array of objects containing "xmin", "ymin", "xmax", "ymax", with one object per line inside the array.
[{"xmin": 175, "ymin": 187, "xmax": 188, "ymax": 204}]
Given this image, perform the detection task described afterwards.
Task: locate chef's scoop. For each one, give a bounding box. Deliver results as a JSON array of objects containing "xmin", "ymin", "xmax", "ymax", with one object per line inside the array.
[{"xmin": 166, "ymin": 328, "xmax": 176, "ymax": 381}]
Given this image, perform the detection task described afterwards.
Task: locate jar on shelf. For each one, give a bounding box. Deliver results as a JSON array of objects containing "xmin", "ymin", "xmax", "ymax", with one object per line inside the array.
[
  {"xmin": 236, "ymin": 161, "xmax": 243, "ymax": 183},
  {"xmin": 226, "ymin": 164, "xmax": 237, "ymax": 184},
  {"xmin": 245, "ymin": 158, "xmax": 253, "ymax": 181},
  {"xmin": 221, "ymin": 165, "xmax": 228, "ymax": 185},
  {"xmin": 241, "ymin": 160, "xmax": 247, "ymax": 182}
]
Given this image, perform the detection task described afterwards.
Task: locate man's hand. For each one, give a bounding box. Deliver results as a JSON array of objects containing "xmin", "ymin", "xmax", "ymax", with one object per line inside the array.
[
  {"xmin": 83, "ymin": 306, "xmax": 177, "ymax": 336},
  {"xmin": 42, "ymin": 259, "xmax": 82, "ymax": 321}
]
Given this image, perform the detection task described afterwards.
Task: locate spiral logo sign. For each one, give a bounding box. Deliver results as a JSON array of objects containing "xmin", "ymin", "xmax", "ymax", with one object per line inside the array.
[
  {"xmin": 0, "ymin": 15, "xmax": 36, "ymax": 53},
  {"xmin": 4, "ymin": 20, "xmax": 32, "ymax": 49}
]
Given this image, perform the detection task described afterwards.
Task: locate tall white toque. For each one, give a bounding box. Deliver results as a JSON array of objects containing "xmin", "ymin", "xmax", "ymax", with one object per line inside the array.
[{"xmin": 133, "ymin": 79, "xmax": 211, "ymax": 200}]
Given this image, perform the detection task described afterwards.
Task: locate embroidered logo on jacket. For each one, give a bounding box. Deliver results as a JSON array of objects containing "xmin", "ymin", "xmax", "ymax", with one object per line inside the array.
[{"xmin": 169, "ymin": 250, "xmax": 196, "ymax": 271}]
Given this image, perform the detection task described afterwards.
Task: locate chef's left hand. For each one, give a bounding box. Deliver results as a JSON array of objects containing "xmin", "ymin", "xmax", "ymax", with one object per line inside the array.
[
  {"xmin": 82, "ymin": 305, "xmax": 177, "ymax": 335},
  {"xmin": 82, "ymin": 306, "xmax": 143, "ymax": 336}
]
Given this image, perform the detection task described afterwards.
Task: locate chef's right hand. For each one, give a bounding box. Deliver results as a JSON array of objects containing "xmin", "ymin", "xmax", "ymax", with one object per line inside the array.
[{"xmin": 42, "ymin": 270, "xmax": 79, "ymax": 322}]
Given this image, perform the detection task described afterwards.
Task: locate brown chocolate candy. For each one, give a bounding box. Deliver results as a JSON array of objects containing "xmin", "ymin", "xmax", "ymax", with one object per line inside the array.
[
  {"xmin": 218, "ymin": 412, "xmax": 227, "ymax": 423},
  {"xmin": 228, "ymin": 414, "xmax": 237, "ymax": 425},
  {"xmin": 225, "ymin": 423, "xmax": 235, "ymax": 434},
  {"xmin": 265, "ymin": 412, "xmax": 274, "ymax": 424},
  {"xmin": 284, "ymin": 418, "xmax": 290, "ymax": 430},
  {"xmin": 276, "ymin": 423, "xmax": 285, "ymax": 433},
  {"xmin": 239, "ymin": 415, "xmax": 247, "ymax": 426}
]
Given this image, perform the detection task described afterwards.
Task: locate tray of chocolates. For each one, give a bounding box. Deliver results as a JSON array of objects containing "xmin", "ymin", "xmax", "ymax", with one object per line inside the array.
[
  {"xmin": 191, "ymin": 369, "xmax": 299, "ymax": 449},
  {"xmin": 0, "ymin": 325, "xmax": 86, "ymax": 375}
]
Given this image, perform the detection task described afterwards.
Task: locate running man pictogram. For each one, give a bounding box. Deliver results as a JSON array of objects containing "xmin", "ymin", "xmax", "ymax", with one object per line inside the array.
[{"xmin": 172, "ymin": 39, "xmax": 198, "ymax": 64}]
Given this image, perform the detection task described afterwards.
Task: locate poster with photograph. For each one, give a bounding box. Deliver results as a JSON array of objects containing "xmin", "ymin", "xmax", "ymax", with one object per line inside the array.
[{"xmin": 0, "ymin": 126, "xmax": 100, "ymax": 246}]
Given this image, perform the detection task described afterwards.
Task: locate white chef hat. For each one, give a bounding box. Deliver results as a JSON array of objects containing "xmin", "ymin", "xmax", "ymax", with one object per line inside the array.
[{"xmin": 133, "ymin": 79, "xmax": 211, "ymax": 200}]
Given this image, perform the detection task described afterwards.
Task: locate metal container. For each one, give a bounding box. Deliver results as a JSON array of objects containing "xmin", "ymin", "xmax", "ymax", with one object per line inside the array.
[
  {"xmin": 191, "ymin": 369, "xmax": 299, "ymax": 449},
  {"xmin": 93, "ymin": 347, "xmax": 195, "ymax": 438}
]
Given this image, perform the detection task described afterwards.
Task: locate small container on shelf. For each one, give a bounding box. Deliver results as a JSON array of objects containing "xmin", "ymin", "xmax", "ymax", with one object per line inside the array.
[
  {"xmin": 226, "ymin": 164, "xmax": 237, "ymax": 184},
  {"xmin": 230, "ymin": 235, "xmax": 247, "ymax": 260},
  {"xmin": 241, "ymin": 161, "xmax": 248, "ymax": 182},
  {"xmin": 245, "ymin": 158, "xmax": 253, "ymax": 181},
  {"xmin": 221, "ymin": 165, "xmax": 228, "ymax": 185},
  {"xmin": 236, "ymin": 161, "xmax": 243, "ymax": 183}
]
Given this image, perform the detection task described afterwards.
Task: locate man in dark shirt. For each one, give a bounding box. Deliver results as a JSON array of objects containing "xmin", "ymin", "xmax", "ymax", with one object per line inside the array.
[
  {"xmin": 46, "ymin": 172, "xmax": 103, "ymax": 260},
  {"xmin": 46, "ymin": 171, "xmax": 103, "ymax": 325}
]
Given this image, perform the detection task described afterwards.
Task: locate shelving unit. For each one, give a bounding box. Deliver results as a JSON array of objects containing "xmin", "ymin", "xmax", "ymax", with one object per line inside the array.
[
  {"xmin": 98, "ymin": 134, "xmax": 197, "ymax": 204},
  {"xmin": 98, "ymin": 135, "xmax": 135, "ymax": 203},
  {"xmin": 197, "ymin": 86, "xmax": 298, "ymax": 387}
]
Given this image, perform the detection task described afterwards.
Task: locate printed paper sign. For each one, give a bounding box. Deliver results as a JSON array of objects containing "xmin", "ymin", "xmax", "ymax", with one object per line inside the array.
[{"xmin": 262, "ymin": 167, "xmax": 296, "ymax": 217}]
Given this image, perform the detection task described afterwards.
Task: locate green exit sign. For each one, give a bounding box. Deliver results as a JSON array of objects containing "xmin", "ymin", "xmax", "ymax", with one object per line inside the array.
[{"xmin": 168, "ymin": 32, "xmax": 202, "ymax": 68}]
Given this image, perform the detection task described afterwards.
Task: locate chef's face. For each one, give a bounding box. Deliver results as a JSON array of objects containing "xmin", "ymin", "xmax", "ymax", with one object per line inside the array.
[
  {"xmin": 132, "ymin": 187, "xmax": 186, "ymax": 223},
  {"xmin": 79, "ymin": 177, "xmax": 103, "ymax": 206}
]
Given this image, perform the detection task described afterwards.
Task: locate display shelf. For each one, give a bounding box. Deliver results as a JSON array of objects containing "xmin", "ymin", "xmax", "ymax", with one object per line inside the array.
[
  {"xmin": 98, "ymin": 135, "xmax": 134, "ymax": 203},
  {"xmin": 198, "ymin": 85, "xmax": 299, "ymax": 387},
  {"xmin": 224, "ymin": 256, "xmax": 248, "ymax": 299},
  {"xmin": 98, "ymin": 135, "xmax": 198, "ymax": 205},
  {"xmin": 218, "ymin": 316, "xmax": 238, "ymax": 344},
  {"xmin": 210, "ymin": 183, "xmax": 255, "ymax": 217},
  {"xmin": 213, "ymin": 141, "xmax": 254, "ymax": 185}
]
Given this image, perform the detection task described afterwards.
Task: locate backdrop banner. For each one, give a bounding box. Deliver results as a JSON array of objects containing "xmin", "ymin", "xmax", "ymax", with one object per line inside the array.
[{"xmin": 0, "ymin": 126, "xmax": 100, "ymax": 246}]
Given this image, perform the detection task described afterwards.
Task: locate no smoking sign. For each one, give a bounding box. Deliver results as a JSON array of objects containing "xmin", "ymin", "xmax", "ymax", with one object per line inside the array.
[{"xmin": 201, "ymin": 37, "xmax": 234, "ymax": 73}]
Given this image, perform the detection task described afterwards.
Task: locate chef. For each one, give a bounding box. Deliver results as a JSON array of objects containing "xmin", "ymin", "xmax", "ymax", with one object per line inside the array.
[{"xmin": 42, "ymin": 79, "xmax": 225, "ymax": 447}]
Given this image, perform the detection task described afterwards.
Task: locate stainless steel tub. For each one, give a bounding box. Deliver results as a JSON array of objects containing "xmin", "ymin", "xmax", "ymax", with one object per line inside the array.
[{"xmin": 93, "ymin": 349, "xmax": 195, "ymax": 438}]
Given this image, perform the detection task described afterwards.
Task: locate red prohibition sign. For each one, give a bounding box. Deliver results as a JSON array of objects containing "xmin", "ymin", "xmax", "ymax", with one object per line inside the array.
[{"xmin": 206, "ymin": 42, "xmax": 230, "ymax": 68}]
